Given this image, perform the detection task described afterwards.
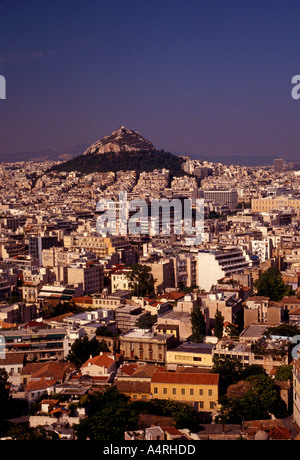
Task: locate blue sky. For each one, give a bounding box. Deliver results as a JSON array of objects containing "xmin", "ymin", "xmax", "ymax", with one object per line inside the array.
[{"xmin": 1, "ymin": 0, "xmax": 300, "ymax": 163}]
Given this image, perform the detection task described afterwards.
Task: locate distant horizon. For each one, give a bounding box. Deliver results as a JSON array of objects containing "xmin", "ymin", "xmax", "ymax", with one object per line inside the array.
[{"xmin": 0, "ymin": 138, "xmax": 295, "ymax": 168}]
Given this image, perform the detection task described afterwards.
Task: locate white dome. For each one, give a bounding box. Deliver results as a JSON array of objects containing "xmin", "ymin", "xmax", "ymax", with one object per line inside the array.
[{"xmin": 254, "ymin": 430, "xmax": 269, "ymax": 440}]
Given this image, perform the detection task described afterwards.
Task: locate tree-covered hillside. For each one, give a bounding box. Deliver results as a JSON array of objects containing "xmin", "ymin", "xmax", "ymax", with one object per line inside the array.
[{"xmin": 49, "ymin": 149, "xmax": 185, "ymax": 176}]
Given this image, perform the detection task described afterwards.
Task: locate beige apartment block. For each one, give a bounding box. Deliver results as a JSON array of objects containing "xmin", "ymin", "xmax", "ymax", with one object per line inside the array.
[
  {"xmin": 243, "ymin": 296, "xmax": 283, "ymax": 327},
  {"xmin": 93, "ymin": 292, "xmax": 127, "ymax": 310},
  {"xmin": 144, "ymin": 259, "xmax": 175, "ymax": 294},
  {"xmin": 42, "ymin": 247, "xmax": 81, "ymax": 267},
  {"xmin": 22, "ymin": 280, "xmax": 42, "ymax": 302},
  {"xmin": 156, "ymin": 309, "xmax": 193, "ymax": 342},
  {"xmin": 171, "ymin": 253, "xmax": 198, "ymax": 289},
  {"xmin": 120, "ymin": 329, "xmax": 176, "ymax": 363},
  {"xmin": 64, "ymin": 234, "xmax": 130, "ymax": 258},
  {"xmin": 67, "ymin": 262, "xmax": 103, "ymax": 295}
]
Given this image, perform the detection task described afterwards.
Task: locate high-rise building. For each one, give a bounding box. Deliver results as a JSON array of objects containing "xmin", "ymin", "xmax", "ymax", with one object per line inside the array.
[
  {"xmin": 28, "ymin": 234, "xmax": 59, "ymax": 265},
  {"xmin": 273, "ymin": 158, "xmax": 284, "ymax": 172}
]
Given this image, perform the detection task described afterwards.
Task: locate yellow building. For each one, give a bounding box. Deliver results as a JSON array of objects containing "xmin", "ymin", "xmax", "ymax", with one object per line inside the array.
[
  {"xmin": 63, "ymin": 234, "xmax": 130, "ymax": 258},
  {"xmin": 251, "ymin": 197, "xmax": 300, "ymax": 212},
  {"xmin": 155, "ymin": 324, "xmax": 180, "ymax": 341},
  {"xmin": 115, "ymin": 380, "xmax": 151, "ymax": 401},
  {"xmin": 166, "ymin": 342, "xmax": 214, "ymax": 369},
  {"xmin": 72, "ymin": 295, "xmax": 93, "ymax": 309},
  {"xmin": 150, "ymin": 372, "xmax": 220, "ymax": 413}
]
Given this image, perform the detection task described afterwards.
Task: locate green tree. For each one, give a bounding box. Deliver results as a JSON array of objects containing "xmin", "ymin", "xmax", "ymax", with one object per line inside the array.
[
  {"xmin": 211, "ymin": 356, "xmax": 243, "ymax": 396},
  {"xmin": 240, "ymin": 364, "xmax": 267, "ymax": 380},
  {"xmin": 224, "ymin": 322, "xmax": 239, "ymax": 338},
  {"xmin": 216, "ymin": 392, "xmax": 270, "ymax": 424},
  {"xmin": 74, "ymin": 387, "xmax": 139, "ymax": 441},
  {"xmin": 0, "ymin": 368, "xmax": 10, "ymax": 420},
  {"xmin": 42, "ymin": 300, "xmax": 85, "ymax": 319},
  {"xmin": 254, "ymin": 267, "xmax": 293, "ymax": 301},
  {"xmin": 136, "ymin": 314, "xmax": 157, "ymax": 330},
  {"xmin": 215, "ymin": 373, "xmax": 287, "ymax": 424},
  {"xmin": 274, "ymin": 365, "xmax": 293, "ymax": 381},
  {"xmin": 263, "ymin": 323, "xmax": 300, "ymax": 338},
  {"xmin": 67, "ymin": 336, "xmax": 104, "ymax": 369},
  {"xmin": 191, "ymin": 305, "xmax": 206, "ymax": 342},
  {"xmin": 98, "ymin": 339, "xmax": 110, "ymax": 353},
  {"xmin": 96, "ymin": 326, "xmax": 116, "ymax": 337},
  {"xmin": 131, "ymin": 398, "xmax": 199, "ymax": 432},
  {"xmin": 246, "ymin": 374, "xmax": 287, "ymax": 418},
  {"xmin": 214, "ymin": 309, "xmax": 224, "ymax": 340},
  {"xmin": 126, "ymin": 264, "xmax": 155, "ymax": 297},
  {"xmin": 5, "ymin": 424, "xmax": 59, "ymax": 440}
]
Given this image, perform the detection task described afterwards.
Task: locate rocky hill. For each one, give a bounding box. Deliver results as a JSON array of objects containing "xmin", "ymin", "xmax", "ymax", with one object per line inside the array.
[
  {"xmin": 49, "ymin": 127, "xmax": 185, "ymax": 176},
  {"xmin": 83, "ymin": 126, "xmax": 155, "ymax": 155}
]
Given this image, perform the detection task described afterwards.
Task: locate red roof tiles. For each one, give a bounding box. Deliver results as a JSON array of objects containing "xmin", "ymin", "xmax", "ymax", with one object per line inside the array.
[{"xmin": 151, "ymin": 372, "xmax": 219, "ymax": 385}]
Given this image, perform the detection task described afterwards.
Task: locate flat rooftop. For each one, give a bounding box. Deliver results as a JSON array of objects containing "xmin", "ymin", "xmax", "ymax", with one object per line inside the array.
[
  {"xmin": 240, "ymin": 324, "xmax": 272, "ymax": 339},
  {"xmin": 169, "ymin": 342, "xmax": 214, "ymax": 354},
  {"xmin": 122, "ymin": 329, "xmax": 173, "ymax": 340}
]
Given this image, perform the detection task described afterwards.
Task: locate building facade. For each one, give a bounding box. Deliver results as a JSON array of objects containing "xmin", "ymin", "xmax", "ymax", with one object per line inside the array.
[
  {"xmin": 150, "ymin": 372, "xmax": 220, "ymax": 413},
  {"xmin": 120, "ymin": 329, "xmax": 177, "ymax": 363}
]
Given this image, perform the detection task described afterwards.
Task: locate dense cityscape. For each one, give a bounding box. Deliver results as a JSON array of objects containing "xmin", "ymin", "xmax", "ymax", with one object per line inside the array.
[{"xmin": 0, "ymin": 127, "xmax": 300, "ymax": 441}]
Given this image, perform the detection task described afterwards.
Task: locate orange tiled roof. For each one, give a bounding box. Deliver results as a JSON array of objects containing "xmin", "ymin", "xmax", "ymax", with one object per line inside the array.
[
  {"xmin": 158, "ymin": 291, "xmax": 185, "ymax": 300},
  {"xmin": 31, "ymin": 362, "xmax": 75, "ymax": 380},
  {"xmin": 151, "ymin": 372, "xmax": 219, "ymax": 385},
  {"xmin": 81, "ymin": 353, "xmax": 115, "ymax": 369},
  {"xmin": 73, "ymin": 296, "xmax": 93, "ymax": 304},
  {"xmin": 26, "ymin": 377, "xmax": 57, "ymax": 392}
]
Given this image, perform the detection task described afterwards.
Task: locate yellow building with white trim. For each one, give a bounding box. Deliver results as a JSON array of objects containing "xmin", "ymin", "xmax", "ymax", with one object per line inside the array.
[{"xmin": 166, "ymin": 342, "xmax": 214, "ymax": 369}]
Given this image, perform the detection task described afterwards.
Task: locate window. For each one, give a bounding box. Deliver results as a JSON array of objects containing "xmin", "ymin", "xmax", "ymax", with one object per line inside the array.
[
  {"xmin": 199, "ymin": 389, "xmax": 203, "ymax": 395},
  {"xmin": 208, "ymin": 389, "xmax": 213, "ymax": 396},
  {"xmin": 210, "ymin": 402, "xmax": 215, "ymax": 409},
  {"xmin": 163, "ymin": 388, "xmax": 167, "ymax": 395},
  {"xmin": 181, "ymin": 388, "xmax": 185, "ymax": 395},
  {"xmin": 154, "ymin": 387, "xmax": 158, "ymax": 394},
  {"xmin": 190, "ymin": 388, "xmax": 194, "ymax": 396},
  {"xmin": 172, "ymin": 388, "xmax": 176, "ymax": 395},
  {"xmin": 199, "ymin": 401, "xmax": 204, "ymax": 408}
]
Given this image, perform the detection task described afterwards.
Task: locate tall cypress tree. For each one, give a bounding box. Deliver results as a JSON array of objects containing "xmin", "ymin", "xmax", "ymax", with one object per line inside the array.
[
  {"xmin": 214, "ymin": 309, "xmax": 224, "ymax": 340},
  {"xmin": 191, "ymin": 305, "xmax": 206, "ymax": 342}
]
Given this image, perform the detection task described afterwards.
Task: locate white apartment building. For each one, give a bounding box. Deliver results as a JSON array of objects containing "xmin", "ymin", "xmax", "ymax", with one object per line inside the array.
[
  {"xmin": 111, "ymin": 268, "xmax": 132, "ymax": 293},
  {"xmin": 251, "ymin": 238, "xmax": 273, "ymax": 262},
  {"xmin": 197, "ymin": 247, "xmax": 251, "ymax": 291}
]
